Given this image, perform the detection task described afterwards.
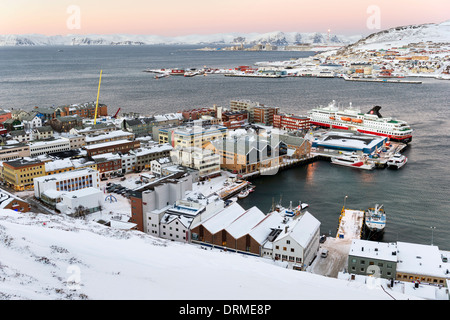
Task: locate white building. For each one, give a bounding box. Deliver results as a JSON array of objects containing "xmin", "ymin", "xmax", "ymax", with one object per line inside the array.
[
  {"xmin": 84, "ymin": 130, "xmax": 134, "ymax": 145},
  {"xmin": 21, "ymin": 113, "xmax": 42, "ymax": 131},
  {"xmin": 140, "ymin": 174, "xmax": 193, "ymax": 233},
  {"xmin": 29, "ymin": 137, "xmax": 71, "ymax": 156},
  {"xmin": 148, "ymin": 196, "xmax": 225, "ymax": 242},
  {"xmin": 34, "ymin": 168, "xmax": 100, "ymax": 204},
  {"xmin": 396, "ymin": 241, "xmax": 450, "ymax": 286},
  {"xmin": 55, "ymin": 187, "xmax": 103, "ymax": 216},
  {"xmin": 9, "ymin": 130, "xmax": 33, "ymax": 143},
  {"xmin": 170, "ymin": 146, "xmax": 221, "ymax": 179},
  {"xmin": 120, "ymin": 152, "xmax": 137, "ymax": 173},
  {"xmin": 150, "ymin": 157, "xmax": 173, "ymax": 177},
  {"xmin": 271, "ymin": 211, "xmax": 321, "ymax": 269}
]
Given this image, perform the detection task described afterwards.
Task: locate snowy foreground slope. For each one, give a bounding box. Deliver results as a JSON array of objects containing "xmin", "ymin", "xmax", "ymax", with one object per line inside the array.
[{"xmin": 0, "ymin": 209, "xmax": 418, "ymax": 300}]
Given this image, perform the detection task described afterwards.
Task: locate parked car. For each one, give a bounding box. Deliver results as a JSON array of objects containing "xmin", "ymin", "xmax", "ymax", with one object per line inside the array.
[{"xmin": 321, "ymin": 249, "xmax": 328, "ymax": 258}]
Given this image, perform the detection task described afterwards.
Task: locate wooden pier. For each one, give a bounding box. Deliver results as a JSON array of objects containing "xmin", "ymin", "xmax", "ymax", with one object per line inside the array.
[{"xmin": 242, "ymin": 155, "xmax": 319, "ymax": 180}]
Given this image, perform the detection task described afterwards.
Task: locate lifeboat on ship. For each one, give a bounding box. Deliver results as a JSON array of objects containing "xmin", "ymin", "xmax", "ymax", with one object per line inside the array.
[
  {"xmin": 351, "ymin": 118, "xmax": 363, "ymax": 123},
  {"xmin": 341, "ymin": 117, "xmax": 351, "ymax": 121},
  {"xmin": 329, "ymin": 116, "xmax": 335, "ymax": 120}
]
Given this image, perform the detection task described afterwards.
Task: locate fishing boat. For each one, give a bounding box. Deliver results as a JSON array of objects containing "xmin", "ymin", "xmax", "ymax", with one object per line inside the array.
[
  {"xmin": 387, "ymin": 153, "xmax": 407, "ymax": 169},
  {"xmin": 308, "ymin": 101, "xmax": 413, "ymax": 143},
  {"xmin": 331, "ymin": 153, "xmax": 375, "ymax": 170},
  {"xmin": 363, "ymin": 204, "xmax": 386, "ymax": 240}
]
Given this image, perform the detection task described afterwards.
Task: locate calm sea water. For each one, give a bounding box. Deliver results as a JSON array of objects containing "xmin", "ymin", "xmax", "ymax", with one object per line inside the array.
[{"xmin": 0, "ymin": 45, "xmax": 449, "ymax": 249}]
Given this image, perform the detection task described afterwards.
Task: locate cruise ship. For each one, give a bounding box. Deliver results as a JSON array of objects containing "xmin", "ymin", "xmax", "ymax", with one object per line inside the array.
[{"xmin": 307, "ymin": 101, "xmax": 413, "ymax": 143}]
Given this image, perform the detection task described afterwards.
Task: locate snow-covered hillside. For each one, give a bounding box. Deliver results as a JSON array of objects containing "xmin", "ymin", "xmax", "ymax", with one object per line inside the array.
[
  {"xmin": 338, "ymin": 20, "xmax": 450, "ymax": 53},
  {"xmin": 0, "ymin": 31, "xmax": 361, "ymax": 47},
  {"xmin": 0, "ymin": 209, "xmax": 419, "ymax": 300}
]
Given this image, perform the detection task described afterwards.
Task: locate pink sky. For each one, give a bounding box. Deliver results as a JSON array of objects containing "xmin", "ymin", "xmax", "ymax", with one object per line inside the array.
[{"xmin": 1, "ymin": 0, "xmax": 449, "ymax": 36}]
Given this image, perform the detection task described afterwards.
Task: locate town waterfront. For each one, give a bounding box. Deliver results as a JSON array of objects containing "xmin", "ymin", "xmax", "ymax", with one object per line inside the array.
[{"xmin": 0, "ymin": 45, "xmax": 449, "ymax": 249}]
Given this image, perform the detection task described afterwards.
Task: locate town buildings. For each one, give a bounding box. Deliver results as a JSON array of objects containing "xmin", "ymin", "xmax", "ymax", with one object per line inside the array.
[
  {"xmin": 55, "ymin": 187, "xmax": 104, "ymax": 216},
  {"xmin": 170, "ymin": 146, "xmax": 221, "ymax": 179},
  {"xmin": 49, "ymin": 115, "xmax": 83, "ymax": 132},
  {"xmin": 2, "ymin": 158, "xmax": 45, "ymax": 191},
  {"xmin": 33, "ymin": 126, "xmax": 54, "ymax": 140},
  {"xmin": 348, "ymin": 239, "xmax": 450, "ymax": 286},
  {"xmin": 0, "ymin": 109, "xmax": 12, "ymax": 124},
  {"xmin": 56, "ymin": 102, "xmax": 108, "ymax": 119},
  {"xmin": 91, "ymin": 153, "xmax": 122, "ymax": 178},
  {"xmin": 190, "ymin": 201, "xmax": 320, "ymax": 268},
  {"xmin": 273, "ymin": 113, "xmax": 310, "ymax": 131},
  {"xmin": 158, "ymin": 123, "xmax": 227, "ymax": 148},
  {"xmin": 29, "ymin": 137, "xmax": 71, "ymax": 157},
  {"xmin": 253, "ymin": 105, "xmax": 279, "ymax": 126},
  {"xmin": 129, "ymin": 172, "xmax": 193, "ymax": 232},
  {"xmin": 0, "ymin": 143, "xmax": 30, "ymax": 161},
  {"xmin": 33, "ymin": 168, "xmax": 100, "ymax": 207},
  {"xmin": 0, "ymin": 188, "xmax": 30, "ymax": 212},
  {"xmin": 204, "ymin": 134, "xmax": 287, "ymax": 175},
  {"xmin": 83, "ymin": 139, "xmax": 140, "ymax": 157}
]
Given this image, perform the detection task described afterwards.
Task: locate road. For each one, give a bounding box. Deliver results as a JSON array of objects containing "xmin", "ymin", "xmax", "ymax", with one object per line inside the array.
[{"xmin": 308, "ymin": 236, "xmax": 351, "ymax": 278}]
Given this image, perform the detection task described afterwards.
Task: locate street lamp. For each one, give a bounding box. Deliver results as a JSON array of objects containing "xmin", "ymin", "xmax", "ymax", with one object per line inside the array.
[
  {"xmin": 342, "ymin": 195, "xmax": 348, "ymax": 213},
  {"xmin": 430, "ymin": 226, "xmax": 436, "ymax": 246}
]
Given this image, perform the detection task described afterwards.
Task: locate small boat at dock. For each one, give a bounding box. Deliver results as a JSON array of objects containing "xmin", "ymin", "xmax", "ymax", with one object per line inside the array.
[
  {"xmin": 237, "ymin": 189, "xmax": 249, "ymax": 199},
  {"xmin": 331, "ymin": 153, "xmax": 375, "ymax": 170},
  {"xmin": 387, "ymin": 153, "xmax": 407, "ymax": 169}
]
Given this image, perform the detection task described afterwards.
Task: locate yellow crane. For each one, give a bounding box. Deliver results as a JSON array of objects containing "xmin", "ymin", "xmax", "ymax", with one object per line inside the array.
[{"xmin": 94, "ymin": 69, "xmax": 102, "ymax": 125}]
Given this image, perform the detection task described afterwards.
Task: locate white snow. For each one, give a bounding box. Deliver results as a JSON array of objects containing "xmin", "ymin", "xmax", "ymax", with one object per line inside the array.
[
  {"xmin": 0, "ymin": 209, "xmax": 421, "ymax": 300},
  {"xmin": 342, "ymin": 20, "xmax": 450, "ymax": 52}
]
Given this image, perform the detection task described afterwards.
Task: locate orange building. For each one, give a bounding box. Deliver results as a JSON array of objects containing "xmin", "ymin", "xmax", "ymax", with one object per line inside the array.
[
  {"xmin": 0, "ymin": 110, "xmax": 12, "ymax": 124},
  {"xmin": 57, "ymin": 102, "xmax": 108, "ymax": 119}
]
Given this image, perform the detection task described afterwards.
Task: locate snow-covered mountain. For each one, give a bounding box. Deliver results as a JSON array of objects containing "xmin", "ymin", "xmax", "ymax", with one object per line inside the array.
[
  {"xmin": 0, "ymin": 209, "xmax": 418, "ymax": 300},
  {"xmin": 0, "ymin": 31, "xmax": 361, "ymax": 46},
  {"xmin": 337, "ymin": 20, "xmax": 450, "ymax": 54}
]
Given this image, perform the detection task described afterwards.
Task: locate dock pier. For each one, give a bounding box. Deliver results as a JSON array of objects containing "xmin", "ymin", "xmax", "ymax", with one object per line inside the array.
[
  {"xmin": 242, "ymin": 155, "xmax": 319, "ymax": 180},
  {"xmin": 336, "ymin": 208, "xmax": 365, "ymax": 241}
]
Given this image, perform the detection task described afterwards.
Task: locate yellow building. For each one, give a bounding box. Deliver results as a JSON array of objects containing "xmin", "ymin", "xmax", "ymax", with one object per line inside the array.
[
  {"xmin": 159, "ymin": 124, "xmax": 228, "ymax": 148},
  {"xmin": 1, "ymin": 157, "xmax": 98, "ymax": 191},
  {"xmin": 2, "ymin": 158, "xmax": 45, "ymax": 191}
]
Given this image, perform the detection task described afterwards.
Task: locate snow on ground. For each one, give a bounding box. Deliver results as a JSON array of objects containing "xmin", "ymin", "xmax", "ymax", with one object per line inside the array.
[{"xmin": 0, "ymin": 209, "xmax": 420, "ymax": 300}]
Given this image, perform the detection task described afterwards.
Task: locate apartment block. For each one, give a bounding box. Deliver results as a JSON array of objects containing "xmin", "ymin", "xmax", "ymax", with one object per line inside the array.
[{"xmin": 2, "ymin": 158, "xmax": 45, "ymax": 191}]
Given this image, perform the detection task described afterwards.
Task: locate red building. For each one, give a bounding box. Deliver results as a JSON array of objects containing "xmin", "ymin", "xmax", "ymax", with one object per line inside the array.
[
  {"xmin": 221, "ymin": 110, "xmax": 248, "ymax": 129},
  {"xmin": 273, "ymin": 113, "xmax": 310, "ymax": 131},
  {"xmin": 0, "ymin": 123, "xmax": 7, "ymax": 135},
  {"xmin": 92, "ymin": 154, "xmax": 122, "ymax": 178},
  {"xmin": 253, "ymin": 106, "xmax": 279, "ymax": 125},
  {"xmin": 181, "ymin": 108, "xmax": 215, "ymax": 120}
]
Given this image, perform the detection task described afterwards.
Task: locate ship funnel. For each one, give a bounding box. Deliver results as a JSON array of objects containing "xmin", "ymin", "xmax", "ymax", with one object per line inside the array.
[{"xmin": 367, "ymin": 106, "xmax": 383, "ymax": 118}]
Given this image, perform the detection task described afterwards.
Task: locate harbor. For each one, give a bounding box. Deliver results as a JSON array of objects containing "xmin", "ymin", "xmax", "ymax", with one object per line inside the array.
[
  {"xmin": 308, "ymin": 206, "xmax": 364, "ymax": 278},
  {"xmin": 342, "ymin": 75, "xmax": 423, "ymax": 84},
  {"xmin": 306, "ymin": 129, "xmax": 408, "ymax": 169}
]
